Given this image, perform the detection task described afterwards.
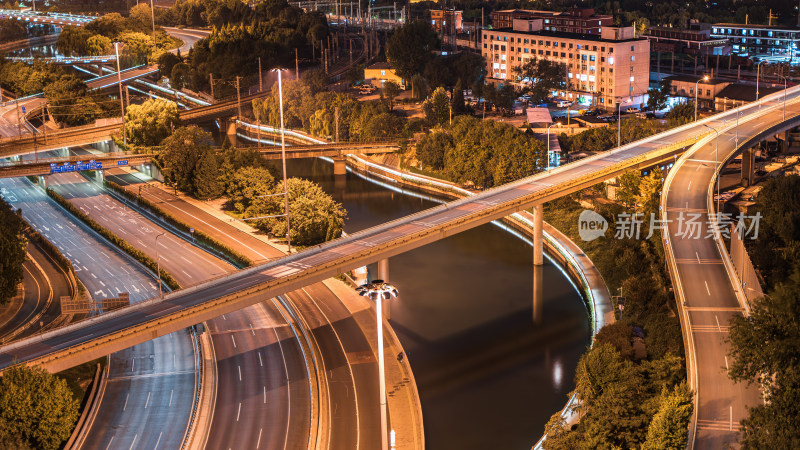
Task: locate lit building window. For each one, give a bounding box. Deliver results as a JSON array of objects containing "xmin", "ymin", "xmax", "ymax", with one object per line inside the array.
[{"xmin": 609, "ymin": 57, "xmax": 615, "ymax": 65}]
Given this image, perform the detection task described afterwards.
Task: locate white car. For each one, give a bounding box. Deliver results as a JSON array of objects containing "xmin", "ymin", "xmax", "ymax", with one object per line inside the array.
[{"xmin": 625, "ymin": 107, "xmax": 641, "ymax": 114}]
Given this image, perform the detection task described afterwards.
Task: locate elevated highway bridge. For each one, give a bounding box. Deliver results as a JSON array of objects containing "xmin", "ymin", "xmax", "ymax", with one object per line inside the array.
[
  {"xmin": 0, "ymin": 152, "xmax": 152, "ymax": 178},
  {"xmin": 4, "ymin": 86, "xmax": 800, "ymax": 375}
]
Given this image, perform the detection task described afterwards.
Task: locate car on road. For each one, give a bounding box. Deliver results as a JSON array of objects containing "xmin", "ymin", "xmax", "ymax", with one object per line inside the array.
[{"xmin": 625, "ymin": 106, "xmax": 641, "ymax": 114}]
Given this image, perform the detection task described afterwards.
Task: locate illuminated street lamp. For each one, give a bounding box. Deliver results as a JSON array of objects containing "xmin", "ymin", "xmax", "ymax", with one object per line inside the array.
[
  {"xmin": 756, "ymin": 60, "xmax": 765, "ymax": 102},
  {"xmin": 779, "ymin": 75, "xmax": 788, "ymax": 121},
  {"xmin": 272, "ymin": 68, "xmax": 293, "ymax": 253},
  {"xmin": 695, "ymin": 75, "xmax": 709, "ymax": 121},
  {"xmin": 155, "ymin": 232, "xmax": 166, "ymax": 299},
  {"xmin": 356, "ymin": 280, "xmax": 399, "ymax": 450}
]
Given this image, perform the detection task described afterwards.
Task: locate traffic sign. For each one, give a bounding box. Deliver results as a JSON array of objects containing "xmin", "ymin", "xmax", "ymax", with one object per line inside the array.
[{"xmin": 117, "ymin": 160, "xmax": 129, "ymax": 166}]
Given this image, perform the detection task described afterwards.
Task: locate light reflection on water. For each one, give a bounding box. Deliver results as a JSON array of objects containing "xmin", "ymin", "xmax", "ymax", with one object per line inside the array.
[{"xmin": 274, "ymin": 157, "xmax": 592, "ymax": 449}]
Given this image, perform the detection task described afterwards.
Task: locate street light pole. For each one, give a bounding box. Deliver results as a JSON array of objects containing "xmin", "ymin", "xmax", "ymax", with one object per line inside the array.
[
  {"xmin": 155, "ymin": 232, "xmax": 166, "ymax": 299},
  {"xmin": 114, "ymin": 42, "xmax": 127, "ymax": 146},
  {"xmin": 695, "ymin": 75, "xmax": 709, "ymax": 121},
  {"xmin": 756, "ymin": 60, "xmax": 765, "ymax": 102},
  {"xmin": 779, "ymin": 75, "xmax": 788, "ymax": 121},
  {"xmin": 276, "ymin": 69, "xmax": 292, "ymax": 253},
  {"xmin": 703, "ymin": 123, "xmax": 720, "ymax": 212},
  {"xmin": 547, "ymin": 123, "xmax": 557, "ymax": 171},
  {"xmin": 617, "ymin": 102, "xmax": 622, "ymax": 148},
  {"xmin": 356, "ymin": 281, "xmax": 399, "ymax": 450}
]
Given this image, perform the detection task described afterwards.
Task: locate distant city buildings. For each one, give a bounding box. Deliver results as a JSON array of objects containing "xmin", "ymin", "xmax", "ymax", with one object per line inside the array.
[
  {"xmin": 711, "ymin": 23, "xmax": 800, "ymax": 60},
  {"xmin": 491, "ymin": 7, "xmax": 612, "ymax": 35},
  {"xmin": 646, "ymin": 21, "xmax": 730, "ymax": 56},
  {"xmin": 364, "ymin": 62, "xmax": 404, "ymax": 88},
  {"xmin": 482, "ymin": 21, "xmax": 650, "ymax": 108}
]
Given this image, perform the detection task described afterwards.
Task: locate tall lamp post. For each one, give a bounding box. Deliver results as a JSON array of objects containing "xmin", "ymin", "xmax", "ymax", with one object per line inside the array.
[
  {"xmin": 756, "ymin": 60, "xmax": 765, "ymax": 102},
  {"xmin": 114, "ymin": 42, "xmax": 127, "ymax": 146},
  {"xmin": 617, "ymin": 101, "xmax": 622, "ymax": 148},
  {"xmin": 694, "ymin": 75, "xmax": 709, "ymax": 121},
  {"xmin": 273, "ymin": 68, "xmax": 293, "ymax": 253},
  {"xmin": 703, "ymin": 123, "xmax": 720, "ymax": 212},
  {"xmin": 155, "ymin": 232, "xmax": 166, "ymax": 299},
  {"xmin": 779, "ymin": 75, "xmax": 788, "ymax": 121},
  {"xmin": 546, "ymin": 123, "xmax": 557, "ymax": 170},
  {"xmin": 356, "ymin": 280, "xmax": 399, "ymax": 450}
]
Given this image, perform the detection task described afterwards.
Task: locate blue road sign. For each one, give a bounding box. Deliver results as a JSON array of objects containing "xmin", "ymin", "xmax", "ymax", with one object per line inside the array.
[
  {"xmin": 117, "ymin": 160, "xmax": 128, "ymax": 166},
  {"xmin": 20, "ymin": 106, "xmax": 26, "ymax": 114}
]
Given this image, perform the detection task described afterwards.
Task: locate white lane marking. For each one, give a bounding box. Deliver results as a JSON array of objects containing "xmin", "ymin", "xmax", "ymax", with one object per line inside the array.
[
  {"xmin": 258, "ymin": 352, "xmax": 263, "ymax": 367},
  {"xmin": 715, "ymin": 315, "xmax": 721, "ymax": 331},
  {"xmin": 173, "ymin": 353, "xmax": 176, "ymax": 368},
  {"xmin": 724, "ymin": 356, "xmax": 729, "ymax": 371},
  {"xmin": 222, "ymin": 314, "xmax": 226, "ymax": 320},
  {"xmin": 238, "ymin": 365, "xmax": 242, "ymax": 381},
  {"xmin": 144, "ymin": 391, "xmax": 151, "ymax": 409},
  {"xmin": 104, "ymin": 436, "xmax": 115, "ymax": 450},
  {"xmin": 730, "ymin": 406, "xmax": 733, "ymax": 431},
  {"xmin": 128, "ymin": 434, "xmax": 137, "ymax": 450},
  {"xmin": 154, "ymin": 432, "xmax": 163, "ymax": 450},
  {"xmin": 705, "ymin": 281, "xmax": 711, "ymax": 296},
  {"xmin": 696, "ymin": 251, "xmax": 701, "ymax": 263},
  {"xmin": 231, "ymin": 335, "xmax": 236, "ymax": 348},
  {"xmin": 236, "ymin": 402, "xmax": 241, "ymax": 421},
  {"xmin": 687, "ymin": 181, "xmax": 692, "ymax": 190},
  {"xmin": 257, "ymin": 428, "xmax": 263, "ymax": 449},
  {"xmin": 250, "ymin": 323, "xmax": 255, "ymax": 336},
  {"xmin": 263, "ymin": 385, "xmax": 266, "ymax": 403},
  {"xmin": 90, "ymin": 273, "xmax": 97, "ymax": 279},
  {"xmin": 181, "ymin": 256, "xmax": 192, "ymax": 265},
  {"xmin": 123, "ymin": 394, "xmax": 129, "ymax": 411},
  {"xmin": 99, "ymin": 280, "xmax": 105, "ymax": 286},
  {"xmin": 169, "ymin": 389, "xmax": 173, "ymax": 407},
  {"xmin": 131, "ymin": 358, "xmax": 135, "ymax": 372}
]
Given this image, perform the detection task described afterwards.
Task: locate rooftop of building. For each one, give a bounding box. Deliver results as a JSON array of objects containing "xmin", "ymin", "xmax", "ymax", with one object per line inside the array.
[
  {"xmin": 366, "ymin": 62, "xmax": 393, "ymax": 70},
  {"xmin": 666, "ymin": 75, "xmax": 731, "ymax": 85},
  {"xmin": 713, "ymin": 23, "xmax": 800, "ymax": 31},
  {"xmin": 716, "ymin": 83, "xmax": 782, "ymax": 101},
  {"xmin": 488, "ymin": 27, "xmax": 646, "ymax": 43}
]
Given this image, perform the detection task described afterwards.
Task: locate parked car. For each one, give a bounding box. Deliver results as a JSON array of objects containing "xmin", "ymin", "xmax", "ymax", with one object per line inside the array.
[{"xmin": 625, "ymin": 106, "xmax": 641, "ymax": 114}]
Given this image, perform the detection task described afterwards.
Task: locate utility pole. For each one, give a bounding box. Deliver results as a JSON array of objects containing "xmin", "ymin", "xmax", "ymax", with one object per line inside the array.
[
  {"xmin": 235, "ymin": 76, "xmax": 242, "ymax": 119},
  {"xmin": 15, "ymin": 100, "xmax": 21, "ymax": 136},
  {"xmin": 335, "ymin": 106, "xmax": 339, "ymax": 142},
  {"xmin": 258, "ymin": 57, "xmax": 263, "ymax": 91},
  {"xmin": 150, "ymin": 0, "xmax": 157, "ymax": 52},
  {"xmin": 209, "ymin": 73, "xmax": 215, "ymax": 102},
  {"xmin": 114, "ymin": 42, "xmax": 127, "ymax": 147},
  {"xmin": 295, "ymin": 48, "xmax": 299, "ymax": 80}
]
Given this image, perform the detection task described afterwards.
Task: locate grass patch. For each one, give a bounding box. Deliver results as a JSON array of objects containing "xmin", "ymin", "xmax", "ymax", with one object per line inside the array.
[{"xmin": 55, "ymin": 357, "xmax": 106, "ymax": 404}]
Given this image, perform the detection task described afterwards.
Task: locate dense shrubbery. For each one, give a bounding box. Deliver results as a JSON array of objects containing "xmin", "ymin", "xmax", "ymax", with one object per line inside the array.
[
  {"xmin": 414, "ymin": 115, "xmax": 547, "ymax": 188},
  {"xmin": 125, "ymin": 99, "xmax": 180, "ymax": 147},
  {"xmin": 0, "ymin": 197, "xmax": 26, "ymax": 306}
]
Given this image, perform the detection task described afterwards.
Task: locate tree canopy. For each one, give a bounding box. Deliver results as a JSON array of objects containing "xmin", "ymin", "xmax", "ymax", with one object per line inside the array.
[
  {"xmin": 0, "ymin": 198, "xmax": 25, "ymax": 306},
  {"xmin": 0, "ymin": 365, "xmax": 79, "ymax": 449},
  {"xmin": 158, "ymin": 126, "xmax": 218, "ymax": 197},
  {"xmin": 386, "ymin": 20, "xmax": 439, "ymax": 80},
  {"xmin": 514, "ymin": 58, "xmax": 566, "ymax": 103},
  {"xmin": 124, "ymin": 99, "xmax": 180, "ymax": 147}
]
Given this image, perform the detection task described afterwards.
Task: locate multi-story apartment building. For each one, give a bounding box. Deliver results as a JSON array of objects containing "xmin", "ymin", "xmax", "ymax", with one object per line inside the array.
[
  {"xmin": 482, "ymin": 20, "xmax": 650, "ymax": 108},
  {"xmin": 491, "ymin": 8, "xmax": 612, "ymax": 35},
  {"xmin": 710, "ymin": 23, "xmax": 800, "ymax": 59},
  {"xmin": 646, "ymin": 22, "xmax": 730, "ymax": 56}
]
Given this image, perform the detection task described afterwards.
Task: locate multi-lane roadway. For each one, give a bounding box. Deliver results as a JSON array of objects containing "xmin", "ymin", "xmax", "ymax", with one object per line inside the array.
[{"xmin": 663, "ymin": 97, "xmax": 800, "ymax": 448}]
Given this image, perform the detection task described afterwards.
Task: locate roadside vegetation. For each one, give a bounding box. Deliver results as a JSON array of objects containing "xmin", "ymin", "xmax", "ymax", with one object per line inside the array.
[
  {"xmin": 540, "ymin": 171, "xmax": 690, "ymax": 449},
  {"xmin": 728, "ymin": 174, "xmax": 800, "ymax": 448},
  {"xmin": 0, "ymin": 197, "xmax": 26, "ymax": 306}
]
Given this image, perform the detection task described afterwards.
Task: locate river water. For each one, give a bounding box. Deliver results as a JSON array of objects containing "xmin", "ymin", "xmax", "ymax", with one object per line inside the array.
[{"xmin": 271, "ymin": 157, "xmax": 592, "ymax": 449}]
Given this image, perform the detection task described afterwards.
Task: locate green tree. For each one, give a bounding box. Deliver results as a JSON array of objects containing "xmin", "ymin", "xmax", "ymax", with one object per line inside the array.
[
  {"xmin": 385, "ymin": 20, "xmax": 439, "ymax": 79},
  {"xmin": 380, "ymin": 80, "xmax": 401, "ymax": 112},
  {"xmin": 300, "ymin": 68, "xmax": 329, "ymax": 94},
  {"xmin": 157, "ymin": 52, "xmax": 181, "ymax": 79},
  {"xmin": 0, "ymin": 19, "xmax": 26, "ymax": 43},
  {"xmin": 513, "ymin": 57, "xmax": 566, "ymax": 103},
  {"xmin": 159, "ymin": 126, "xmax": 216, "ymax": 196},
  {"xmin": 55, "ymin": 26, "xmax": 93, "ymax": 56},
  {"xmin": 617, "ymin": 169, "xmax": 643, "ymax": 209},
  {"xmin": 194, "ymin": 150, "xmax": 224, "ymax": 200},
  {"xmin": 642, "ymin": 383, "xmax": 693, "ymax": 450},
  {"xmin": 646, "ymin": 80, "xmax": 670, "ymax": 112},
  {"xmin": 415, "ymin": 130, "xmax": 452, "ymax": 170},
  {"xmin": 423, "ymin": 87, "xmax": 450, "ymax": 127},
  {"xmin": 250, "ymin": 178, "xmax": 346, "ymax": 246},
  {"xmin": 170, "ymin": 62, "xmax": 191, "ymax": 90},
  {"xmin": 0, "ymin": 365, "xmax": 79, "ymax": 450},
  {"xmin": 637, "ymin": 167, "xmax": 663, "ymax": 219},
  {"xmin": 0, "ymin": 198, "xmax": 26, "ymax": 305},
  {"xmin": 118, "ymin": 31, "xmax": 154, "ymax": 66},
  {"xmin": 411, "ymin": 74, "xmax": 427, "ymax": 102},
  {"xmin": 666, "ymin": 101, "xmax": 694, "ymax": 127},
  {"xmin": 43, "ymin": 76, "xmax": 101, "ymax": 127},
  {"xmin": 225, "ymin": 166, "xmax": 275, "ymax": 214},
  {"xmin": 124, "ymin": 99, "xmax": 179, "ymax": 146}
]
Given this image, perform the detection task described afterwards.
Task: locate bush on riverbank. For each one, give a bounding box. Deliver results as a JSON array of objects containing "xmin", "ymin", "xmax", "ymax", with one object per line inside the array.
[{"xmin": 541, "ymin": 190, "xmax": 689, "ymax": 449}]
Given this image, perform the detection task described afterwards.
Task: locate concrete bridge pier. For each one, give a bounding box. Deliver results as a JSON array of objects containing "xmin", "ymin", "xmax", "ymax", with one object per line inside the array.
[
  {"xmin": 533, "ymin": 264, "xmax": 543, "ymax": 324},
  {"xmin": 533, "ymin": 204, "xmax": 544, "ymax": 324},
  {"xmin": 741, "ymin": 147, "xmax": 755, "ymax": 187},
  {"xmin": 226, "ymin": 118, "xmax": 238, "ymax": 147},
  {"xmin": 333, "ymin": 156, "xmax": 347, "ymax": 175},
  {"xmin": 96, "ymin": 169, "xmax": 104, "ymax": 182},
  {"xmin": 38, "ymin": 175, "xmax": 47, "ymax": 189}
]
